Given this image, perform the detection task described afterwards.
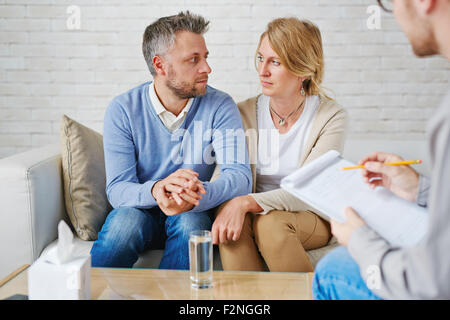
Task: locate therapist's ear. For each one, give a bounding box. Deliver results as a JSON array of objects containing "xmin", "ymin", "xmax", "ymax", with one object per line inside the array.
[{"xmin": 415, "ymin": 0, "xmax": 437, "ymax": 15}]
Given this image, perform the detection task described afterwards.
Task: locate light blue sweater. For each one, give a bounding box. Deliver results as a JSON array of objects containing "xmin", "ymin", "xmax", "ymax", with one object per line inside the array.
[{"xmin": 103, "ymin": 81, "xmax": 252, "ymax": 212}]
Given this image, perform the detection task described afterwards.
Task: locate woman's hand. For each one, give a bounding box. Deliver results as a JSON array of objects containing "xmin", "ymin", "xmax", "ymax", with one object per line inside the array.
[{"xmin": 212, "ymin": 195, "xmax": 259, "ymax": 245}]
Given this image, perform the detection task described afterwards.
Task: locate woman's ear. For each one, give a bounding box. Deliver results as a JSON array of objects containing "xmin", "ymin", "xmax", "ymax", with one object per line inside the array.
[{"xmin": 299, "ymin": 76, "xmax": 308, "ymax": 89}]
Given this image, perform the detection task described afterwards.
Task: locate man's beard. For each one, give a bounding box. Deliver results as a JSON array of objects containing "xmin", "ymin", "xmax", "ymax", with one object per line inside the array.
[{"xmin": 166, "ymin": 66, "xmax": 208, "ymax": 99}]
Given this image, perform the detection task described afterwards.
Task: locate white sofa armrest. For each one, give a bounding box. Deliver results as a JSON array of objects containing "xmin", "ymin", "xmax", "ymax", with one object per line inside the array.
[{"xmin": 0, "ymin": 144, "xmax": 66, "ymax": 279}]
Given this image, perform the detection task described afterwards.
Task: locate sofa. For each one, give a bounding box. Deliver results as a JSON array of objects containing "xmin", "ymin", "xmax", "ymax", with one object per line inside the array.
[{"xmin": 0, "ymin": 139, "xmax": 429, "ymax": 280}]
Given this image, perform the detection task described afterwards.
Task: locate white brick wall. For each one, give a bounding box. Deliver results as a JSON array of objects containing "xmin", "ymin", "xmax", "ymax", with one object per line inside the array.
[{"xmin": 0, "ymin": 0, "xmax": 449, "ymax": 158}]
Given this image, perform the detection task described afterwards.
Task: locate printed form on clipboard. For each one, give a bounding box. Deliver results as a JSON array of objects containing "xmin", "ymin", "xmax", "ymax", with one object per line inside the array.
[{"xmin": 280, "ymin": 150, "xmax": 428, "ymax": 248}]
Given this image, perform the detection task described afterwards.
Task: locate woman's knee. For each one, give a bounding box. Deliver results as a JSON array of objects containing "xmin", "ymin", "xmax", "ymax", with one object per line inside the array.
[
  {"xmin": 219, "ymin": 213, "xmax": 266, "ymax": 271},
  {"xmin": 253, "ymin": 211, "xmax": 293, "ymax": 248},
  {"xmin": 297, "ymin": 211, "xmax": 332, "ymax": 249}
]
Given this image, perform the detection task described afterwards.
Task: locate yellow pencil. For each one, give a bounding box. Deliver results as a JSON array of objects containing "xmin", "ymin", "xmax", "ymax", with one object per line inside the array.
[{"xmin": 341, "ymin": 160, "xmax": 422, "ymax": 170}]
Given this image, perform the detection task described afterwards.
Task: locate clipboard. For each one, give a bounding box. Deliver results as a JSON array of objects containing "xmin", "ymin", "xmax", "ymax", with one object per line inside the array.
[{"xmin": 280, "ymin": 150, "xmax": 428, "ymax": 247}]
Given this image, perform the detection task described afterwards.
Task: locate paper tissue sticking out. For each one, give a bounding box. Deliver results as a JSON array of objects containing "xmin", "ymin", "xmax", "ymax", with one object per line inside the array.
[
  {"xmin": 45, "ymin": 220, "xmax": 76, "ymax": 265},
  {"xmin": 28, "ymin": 220, "xmax": 91, "ymax": 300}
]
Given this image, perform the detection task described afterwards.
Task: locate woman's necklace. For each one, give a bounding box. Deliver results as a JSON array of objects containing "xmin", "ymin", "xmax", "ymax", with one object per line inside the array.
[{"xmin": 269, "ymin": 98, "xmax": 306, "ymax": 126}]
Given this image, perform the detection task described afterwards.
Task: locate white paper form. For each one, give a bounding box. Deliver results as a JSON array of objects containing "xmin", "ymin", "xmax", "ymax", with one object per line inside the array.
[{"xmin": 280, "ymin": 150, "xmax": 428, "ymax": 248}]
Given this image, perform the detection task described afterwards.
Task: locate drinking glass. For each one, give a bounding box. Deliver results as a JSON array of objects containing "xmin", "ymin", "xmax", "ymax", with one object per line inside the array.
[{"xmin": 189, "ymin": 230, "xmax": 213, "ymax": 289}]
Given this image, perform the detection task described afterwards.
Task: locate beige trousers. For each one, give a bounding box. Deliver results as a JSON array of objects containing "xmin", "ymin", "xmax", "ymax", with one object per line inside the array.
[{"xmin": 219, "ymin": 210, "xmax": 331, "ymax": 272}]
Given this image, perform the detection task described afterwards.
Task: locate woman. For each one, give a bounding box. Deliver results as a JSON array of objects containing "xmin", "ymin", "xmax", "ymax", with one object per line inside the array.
[{"xmin": 211, "ymin": 17, "xmax": 348, "ymax": 272}]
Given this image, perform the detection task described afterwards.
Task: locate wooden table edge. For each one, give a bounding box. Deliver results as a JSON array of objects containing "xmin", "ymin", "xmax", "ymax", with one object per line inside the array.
[
  {"xmin": 308, "ymin": 272, "xmax": 314, "ymax": 300},
  {"xmin": 0, "ymin": 265, "xmax": 30, "ymax": 288},
  {"xmin": 0, "ymin": 265, "xmax": 315, "ymax": 300}
]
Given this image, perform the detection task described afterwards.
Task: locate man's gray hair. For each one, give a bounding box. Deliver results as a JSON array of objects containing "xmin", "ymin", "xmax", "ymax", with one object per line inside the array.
[{"xmin": 142, "ymin": 11, "xmax": 210, "ymax": 76}]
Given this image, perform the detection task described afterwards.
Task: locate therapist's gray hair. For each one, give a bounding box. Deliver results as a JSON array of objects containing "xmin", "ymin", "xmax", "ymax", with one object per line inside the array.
[{"xmin": 142, "ymin": 11, "xmax": 210, "ymax": 76}]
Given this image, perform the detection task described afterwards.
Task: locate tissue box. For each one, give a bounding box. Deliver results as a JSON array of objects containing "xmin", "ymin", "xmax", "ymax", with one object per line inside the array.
[{"xmin": 28, "ymin": 255, "xmax": 91, "ymax": 300}]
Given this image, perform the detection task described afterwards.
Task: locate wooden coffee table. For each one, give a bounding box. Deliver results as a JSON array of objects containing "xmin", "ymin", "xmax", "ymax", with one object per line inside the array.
[{"xmin": 0, "ymin": 265, "xmax": 314, "ymax": 300}]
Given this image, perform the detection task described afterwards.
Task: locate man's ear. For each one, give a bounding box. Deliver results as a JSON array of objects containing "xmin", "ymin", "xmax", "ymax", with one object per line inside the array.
[{"xmin": 152, "ymin": 55, "xmax": 166, "ymax": 76}]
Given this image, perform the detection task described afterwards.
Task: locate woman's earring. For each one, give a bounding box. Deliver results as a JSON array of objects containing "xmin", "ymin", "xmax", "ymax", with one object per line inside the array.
[{"xmin": 301, "ymin": 85, "xmax": 305, "ymax": 96}]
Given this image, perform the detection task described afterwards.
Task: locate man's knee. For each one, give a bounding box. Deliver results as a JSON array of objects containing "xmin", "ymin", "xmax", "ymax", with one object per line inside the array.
[
  {"xmin": 99, "ymin": 206, "xmax": 150, "ymax": 244},
  {"xmin": 91, "ymin": 207, "xmax": 153, "ymax": 267},
  {"xmin": 167, "ymin": 211, "xmax": 212, "ymax": 239}
]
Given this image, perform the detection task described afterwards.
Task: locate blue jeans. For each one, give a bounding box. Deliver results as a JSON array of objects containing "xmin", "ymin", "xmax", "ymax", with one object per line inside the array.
[
  {"xmin": 312, "ymin": 246, "xmax": 383, "ymax": 300},
  {"xmin": 90, "ymin": 206, "xmax": 213, "ymax": 270}
]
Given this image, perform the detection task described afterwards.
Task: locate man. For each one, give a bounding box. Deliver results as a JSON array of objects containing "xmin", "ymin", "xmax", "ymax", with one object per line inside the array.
[
  {"xmin": 90, "ymin": 11, "xmax": 252, "ymax": 270},
  {"xmin": 313, "ymin": 0, "xmax": 450, "ymax": 299}
]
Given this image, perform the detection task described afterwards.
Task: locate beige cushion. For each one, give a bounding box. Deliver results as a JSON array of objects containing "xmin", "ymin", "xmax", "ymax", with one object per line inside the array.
[{"xmin": 60, "ymin": 115, "xmax": 111, "ymax": 240}]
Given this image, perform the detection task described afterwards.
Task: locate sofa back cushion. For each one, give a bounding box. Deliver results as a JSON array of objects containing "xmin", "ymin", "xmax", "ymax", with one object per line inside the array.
[{"xmin": 60, "ymin": 115, "xmax": 111, "ymax": 240}]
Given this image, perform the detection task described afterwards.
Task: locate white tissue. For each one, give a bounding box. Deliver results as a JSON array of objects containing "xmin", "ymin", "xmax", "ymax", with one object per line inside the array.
[
  {"xmin": 45, "ymin": 220, "xmax": 76, "ymax": 265},
  {"xmin": 28, "ymin": 220, "xmax": 91, "ymax": 300}
]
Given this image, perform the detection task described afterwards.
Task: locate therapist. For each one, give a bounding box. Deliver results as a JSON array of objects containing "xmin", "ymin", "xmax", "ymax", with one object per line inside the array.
[{"xmin": 313, "ymin": 0, "xmax": 450, "ymax": 300}]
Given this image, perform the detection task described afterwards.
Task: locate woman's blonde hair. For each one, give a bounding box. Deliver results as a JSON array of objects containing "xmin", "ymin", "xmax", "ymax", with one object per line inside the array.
[{"xmin": 257, "ymin": 17, "xmax": 332, "ymax": 99}]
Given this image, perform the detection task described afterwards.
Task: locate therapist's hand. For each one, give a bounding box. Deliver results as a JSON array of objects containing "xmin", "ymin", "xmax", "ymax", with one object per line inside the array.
[
  {"xmin": 359, "ymin": 152, "xmax": 420, "ymax": 202},
  {"xmin": 331, "ymin": 207, "xmax": 367, "ymax": 247}
]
